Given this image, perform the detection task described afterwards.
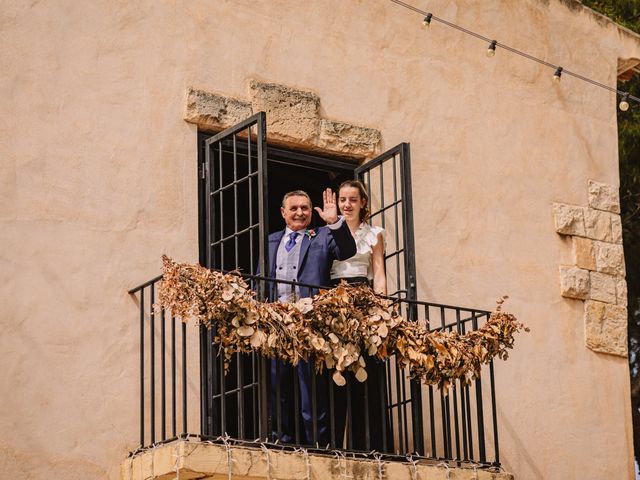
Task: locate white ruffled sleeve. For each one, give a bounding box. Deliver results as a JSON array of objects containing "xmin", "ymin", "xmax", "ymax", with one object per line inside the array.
[
  {"xmin": 369, "ymin": 225, "xmax": 385, "ymax": 246},
  {"xmin": 356, "ymin": 224, "xmax": 385, "ymax": 254}
]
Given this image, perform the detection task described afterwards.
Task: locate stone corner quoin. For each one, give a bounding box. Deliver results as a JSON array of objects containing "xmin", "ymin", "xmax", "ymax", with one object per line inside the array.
[
  {"xmin": 584, "ymin": 300, "xmax": 628, "ymax": 357},
  {"xmin": 554, "ymin": 180, "xmax": 628, "ymax": 358},
  {"xmin": 588, "ymin": 179, "xmax": 620, "ymax": 214},
  {"xmin": 183, "ymin": 81, "xmax": 382, "ymax": 160}
]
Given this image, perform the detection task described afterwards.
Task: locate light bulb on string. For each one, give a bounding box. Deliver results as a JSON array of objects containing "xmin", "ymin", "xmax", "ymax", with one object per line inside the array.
[
  {"xmin": 389, "ymin": 0, "xmax": 639, "ymax": 115},
  {"xmin": 421, "ymin": 13, "xmax": 432, "ymax": 29},
  {"xmin": 619, "ymin": 93, "xmax": 630, "ymax": 111},
  {"xmin": 553, "ymin": 66, "xmax": 563, "ymax": 82},
  {"xmin": 486, "ymin": 40, "xmax": 497, "ymax": 57}
]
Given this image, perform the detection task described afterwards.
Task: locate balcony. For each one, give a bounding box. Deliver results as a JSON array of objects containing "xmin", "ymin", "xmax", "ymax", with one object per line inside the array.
[{"xmin": 123, "ymin": 271, "xmax": 514, "ymax": 480}]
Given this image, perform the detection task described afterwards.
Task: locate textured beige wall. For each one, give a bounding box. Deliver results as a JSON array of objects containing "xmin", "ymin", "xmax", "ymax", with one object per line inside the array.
[{"xmin": 1, "ymin": 1, "xmax": 638, "ymax": 479}]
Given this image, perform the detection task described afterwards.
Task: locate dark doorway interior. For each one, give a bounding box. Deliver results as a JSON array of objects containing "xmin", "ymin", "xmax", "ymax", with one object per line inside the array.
[
  {"xmin": 267, "ymin": 151, "xmax": 355, "ymax": 230},
  {"xmin": 197, "ymin": 132, "xmax": 355, "ymax": 271}
]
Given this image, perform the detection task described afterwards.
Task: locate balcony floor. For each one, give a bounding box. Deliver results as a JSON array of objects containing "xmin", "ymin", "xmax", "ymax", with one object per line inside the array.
[{"xmin": 121, "ymin": 439, "xmax": 513, "ymax": 480}]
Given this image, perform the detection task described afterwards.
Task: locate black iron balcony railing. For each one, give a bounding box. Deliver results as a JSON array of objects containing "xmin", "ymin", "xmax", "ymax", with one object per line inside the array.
[{"xmin": 128, "ymin": 272, "xmax": 501, "ymax": 468}]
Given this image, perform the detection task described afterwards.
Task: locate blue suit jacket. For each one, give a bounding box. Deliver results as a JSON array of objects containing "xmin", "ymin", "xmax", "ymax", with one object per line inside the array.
[{"xmin": 268, "ymin": 221, "xmax": 356, "ymax": 299}]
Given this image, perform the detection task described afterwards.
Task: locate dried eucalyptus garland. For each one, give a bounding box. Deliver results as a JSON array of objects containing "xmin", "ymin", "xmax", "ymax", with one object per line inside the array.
[{"xmin": 159, "ymin": 256, "xmax": 527, "ymax": 389}]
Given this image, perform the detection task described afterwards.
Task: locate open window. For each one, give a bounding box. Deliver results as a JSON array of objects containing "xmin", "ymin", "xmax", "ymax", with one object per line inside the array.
[
  {"xmin": 197, "ymin": 114, "xmax": 419, "ymax": 448},
  {"xmin": 355, "ymin": 143, "xmax": 417, "ymax": 303}
]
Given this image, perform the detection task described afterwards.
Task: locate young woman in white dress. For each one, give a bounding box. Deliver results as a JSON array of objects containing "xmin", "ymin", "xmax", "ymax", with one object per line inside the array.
[
  {"xmin": 330, "ymin": 180, "xmax": 386, "ymax": 294},
  {"xmin": 329, "ymin": 180, "xmax": 391, "ymax": 451}
]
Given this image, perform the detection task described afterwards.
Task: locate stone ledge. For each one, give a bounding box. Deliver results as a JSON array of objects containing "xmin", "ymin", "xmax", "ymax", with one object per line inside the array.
[
  {"xmin": 248, "ymin": 79, "xmax": 320, "ymax": 145},
  {"xmin": 184, "ymin": 81, "xmax": 382, "ymax": 160},
  {"xmin": 121, "ymin": 440, "xmax": 513, "ymax": 480}
]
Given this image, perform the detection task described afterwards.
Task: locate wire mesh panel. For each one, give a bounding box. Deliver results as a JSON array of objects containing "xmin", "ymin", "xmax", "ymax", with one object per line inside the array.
[
  {"xmin": 202, "ymin": 113, "xmax": 269, "ymax": 441},
  {"xmin": 355, "ymin": 143, "xmax": 423, "ymax": 454}
]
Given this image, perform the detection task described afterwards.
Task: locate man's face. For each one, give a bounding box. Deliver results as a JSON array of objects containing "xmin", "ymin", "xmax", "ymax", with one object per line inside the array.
[{"xmin": 281, "ymin": 195, "xmax": 312, "ymax": 231}]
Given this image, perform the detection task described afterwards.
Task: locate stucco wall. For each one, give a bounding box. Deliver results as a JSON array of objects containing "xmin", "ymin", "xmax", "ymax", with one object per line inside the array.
[{"xmin": 1, "ymin": 1, "xmax": 638, "ymax": 479}]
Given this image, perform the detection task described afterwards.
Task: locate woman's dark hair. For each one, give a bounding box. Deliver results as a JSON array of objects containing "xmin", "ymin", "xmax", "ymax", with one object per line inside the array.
[{"xmin": 337, "ymin": 180, "xmax": 370, "ymax": 223}]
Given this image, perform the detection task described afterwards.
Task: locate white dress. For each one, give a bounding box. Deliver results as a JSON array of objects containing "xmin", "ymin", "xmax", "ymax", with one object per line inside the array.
[{"xmin": 330, "ymin": 223, "xmax": 385, "ymax": 280}]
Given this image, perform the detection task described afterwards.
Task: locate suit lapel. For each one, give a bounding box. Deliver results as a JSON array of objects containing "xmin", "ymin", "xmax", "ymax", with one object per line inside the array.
[{"xmin": 297, "ymin": 232, "xmax": 311, "ymax": 270}]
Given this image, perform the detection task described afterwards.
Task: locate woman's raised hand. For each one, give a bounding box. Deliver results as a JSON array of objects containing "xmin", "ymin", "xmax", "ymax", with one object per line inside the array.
[{"xmin": 314, "ymin": 188, "xmax": 338, "ymax": 225}]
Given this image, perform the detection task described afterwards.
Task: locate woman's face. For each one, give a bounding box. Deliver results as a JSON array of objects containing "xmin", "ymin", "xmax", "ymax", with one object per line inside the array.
[{"xmin": 338, "ymin": 186, "xmax": 366, "ymax": 222}]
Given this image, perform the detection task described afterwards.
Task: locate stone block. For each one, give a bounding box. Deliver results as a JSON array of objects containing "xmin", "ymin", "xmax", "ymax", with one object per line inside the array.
[
  {"xmin": 589, "ymin": 271, "xmax": 617, "ymax": 304},
  {"xmin": 594, "ymin": 241, "xmax": 625, "ymax": 276},
  {"xmin": 572, "ymin": 237, "xmax": 596, "ymax": 270},
  {"xmin": 559, "ymin": 266, "xmax": 590, "ymax": 299},
  {"xmin": 553, "ymin": 203, "xmax": 585, "ymax": 236},
  {"xmin": 584, "ymin": 300, "xmax": 628, "ymax": 357},
  {"xmin": 584, "ymin": 208, "xmax": 614, "ymax": 242},
  {"xmin": 248, "ymin": 79, "xmax": 320, "ymax": 144},
  {"xmin": 588, "ymin": 180, "xmax": 620, "ymax": 213},
  {"xmin": 611, "ymin": 214, "xmax": 623, "ymax": 244},
  {"xmin": 184, "ymin": 88, "xmax": 253, "ymax": 130},
  {"xmin": 317, "ymin": 119, "xmax": 381, "ymax": 158},
  {"xmin": 616, "ymin": 277, "xmax": 628, "ymax": 307}
]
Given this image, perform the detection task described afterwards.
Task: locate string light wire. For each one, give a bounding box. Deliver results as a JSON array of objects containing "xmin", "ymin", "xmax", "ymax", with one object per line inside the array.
[{"xmin": 389, "ymin": 0, "xmax": 640, "ymax": 105}]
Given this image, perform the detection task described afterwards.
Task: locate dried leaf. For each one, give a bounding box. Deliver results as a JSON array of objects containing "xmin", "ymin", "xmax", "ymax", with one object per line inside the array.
[
  {"xmin": 237, "ymin": 325, "xmax": 254, "ymax": 337},
  {"xmin": 333, "ymin": 371, "xmax": 346, "ymax": 386},
  {"xmin": 250, "ymin": 329, "xmax": 266, "ymax": 347},
  {"xmin": 159, "ymin": 256, "xmax": 527, "ymax": 390},
  {"xmin": 377, "ymin": 324, "xmax": 388, "ymax": 337},
  {"xmin": 355, "ymin": 367, "xmax": 368, "ymax": 383}
]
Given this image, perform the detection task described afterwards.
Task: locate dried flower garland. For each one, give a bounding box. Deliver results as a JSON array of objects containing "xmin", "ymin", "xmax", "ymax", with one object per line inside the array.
[{"xmin": 159, "ymin": 256, "xmax": 528, "ymax": 389}]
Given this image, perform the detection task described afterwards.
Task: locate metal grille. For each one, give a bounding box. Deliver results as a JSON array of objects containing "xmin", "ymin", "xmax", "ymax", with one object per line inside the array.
[
  {"xmin": 355, "ymin": 143, "xmax": 424, "ymax": 454},
  {"xmin": 355, "ymin": 143, "xmax": 417, "ymax": 302},
  {"xmin": 129, "ymin": 274, "xmax": 501, "ymax": 466},
  {"xmin": 202, "ymin": 113, "xmax": 269, "ymax": 440}
]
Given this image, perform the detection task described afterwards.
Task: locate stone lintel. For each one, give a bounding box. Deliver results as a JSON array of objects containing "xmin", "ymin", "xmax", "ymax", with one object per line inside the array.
[
  {"xmin": 248, "ymin": 79, "xmax": 320, "ymax": 145},
  {"xmin": 184, "ymin": 81, "xmax": 382, "ymax": 160},
  {"xmin": 121, "ymin": 440, "xmax": 514, "ymax": 480},
  {"xmin": 184, "ymin": 88, "xmax": 253, "ymax": 132},
  {"xmin": 317, "ymin": 119, "xmax": 381, "ymax": 158}
]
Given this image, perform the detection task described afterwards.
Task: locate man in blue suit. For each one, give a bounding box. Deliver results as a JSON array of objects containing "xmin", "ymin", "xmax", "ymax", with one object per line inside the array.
[{"xmin": 268, "ymin": 188, "xmax": 356, "ymax": 446}]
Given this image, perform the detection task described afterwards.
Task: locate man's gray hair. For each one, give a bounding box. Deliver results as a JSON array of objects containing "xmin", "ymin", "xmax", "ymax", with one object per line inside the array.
[{"xmin": 281, "ymin": 190, "xmax": 312, "ymax": 208}]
